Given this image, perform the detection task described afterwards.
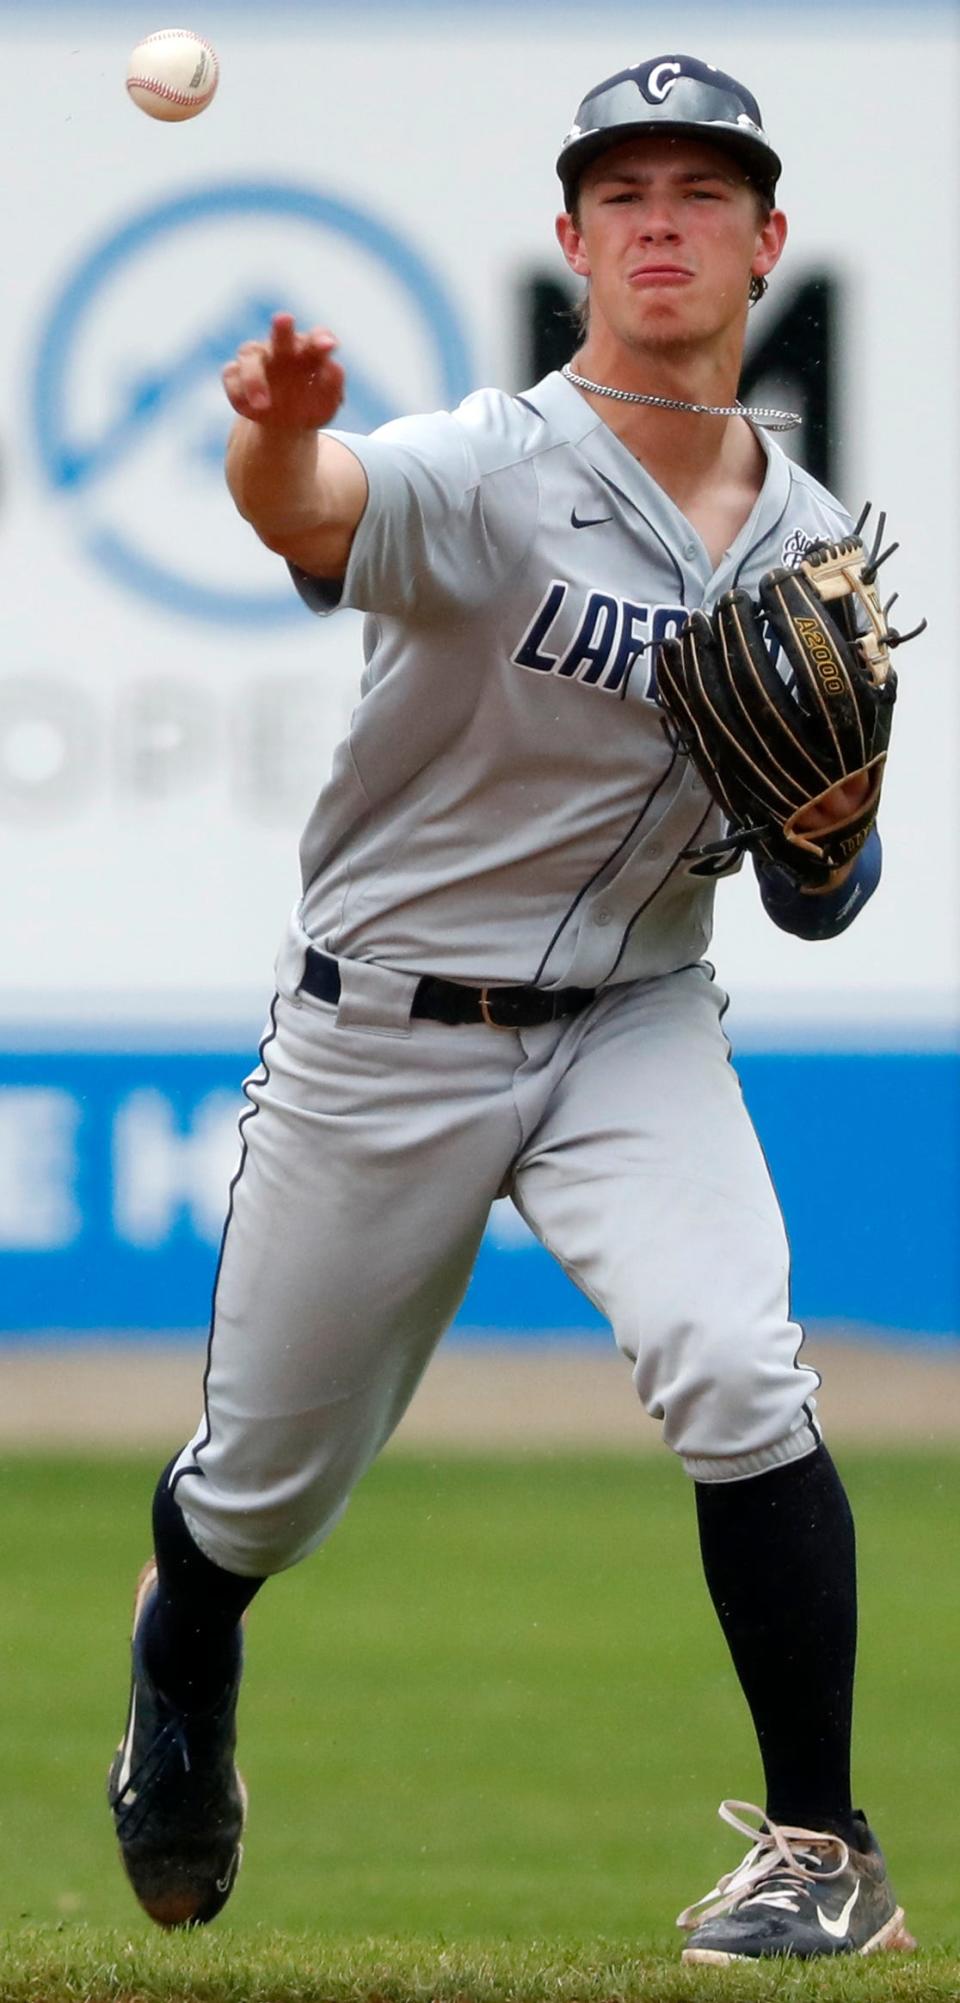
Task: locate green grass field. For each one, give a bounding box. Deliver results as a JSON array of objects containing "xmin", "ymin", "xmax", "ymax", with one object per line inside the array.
[{"xmin": 0, "ymin": 1449, "xmax": 956, "ymax": 2001}]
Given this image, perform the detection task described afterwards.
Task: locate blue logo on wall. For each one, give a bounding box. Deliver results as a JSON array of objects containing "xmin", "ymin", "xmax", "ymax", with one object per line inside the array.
[{"xmin": 31, "ymin": 182, "xmax": 473, "ymax": 627}]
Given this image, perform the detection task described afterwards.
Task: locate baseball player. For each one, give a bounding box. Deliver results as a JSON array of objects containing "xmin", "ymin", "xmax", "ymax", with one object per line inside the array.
[{"xmin": 108, "ymin": 55, "xmax": 914, "ymax": 1962}]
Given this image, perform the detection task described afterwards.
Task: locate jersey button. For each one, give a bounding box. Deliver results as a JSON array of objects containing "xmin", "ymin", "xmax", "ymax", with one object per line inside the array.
[
  {"xmin": 647, "ymin": 841, "xmax": 663, "ymax": 859},
  {"xmin": 683, "ymin": 541, "xmax": 697, "ymax": 559},
  {"xmin": 594, "ymin": 908, "xmax": 612, "ymax": 926}
]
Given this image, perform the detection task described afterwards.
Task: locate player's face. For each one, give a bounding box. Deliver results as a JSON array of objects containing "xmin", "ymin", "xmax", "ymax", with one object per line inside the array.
[{"xmin": 557, "ymin": 135, "xmax": 786, "ymax": 354}]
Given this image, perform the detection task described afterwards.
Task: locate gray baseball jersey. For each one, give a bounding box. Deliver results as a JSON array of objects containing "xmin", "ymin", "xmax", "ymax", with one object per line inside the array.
[{"xmin": 292, "ymin": 369, "xmax": 850, "ymax": 988}]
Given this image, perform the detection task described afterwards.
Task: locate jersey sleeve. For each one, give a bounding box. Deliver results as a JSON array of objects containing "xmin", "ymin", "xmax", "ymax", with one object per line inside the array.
[{"xmin": 290, "ymin": 408, "xmax": 534, "ymax": 620}]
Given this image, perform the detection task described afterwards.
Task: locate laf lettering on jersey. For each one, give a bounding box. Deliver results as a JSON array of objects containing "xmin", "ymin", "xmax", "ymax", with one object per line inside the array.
[{"xmin": 511, "ymin": 581, "xmax": 685, "ymax": 696}]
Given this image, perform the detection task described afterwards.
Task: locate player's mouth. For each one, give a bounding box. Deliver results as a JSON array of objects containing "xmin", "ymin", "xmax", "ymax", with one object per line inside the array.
[{"xmin": 628, "ymin": 264, "xmax": 695, "ymax": 288}]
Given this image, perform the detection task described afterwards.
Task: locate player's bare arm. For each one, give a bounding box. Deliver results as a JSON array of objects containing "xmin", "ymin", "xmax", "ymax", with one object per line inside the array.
[{"xmin": 224, "ymin": 313, "xmax": 368, "ymax": 579}]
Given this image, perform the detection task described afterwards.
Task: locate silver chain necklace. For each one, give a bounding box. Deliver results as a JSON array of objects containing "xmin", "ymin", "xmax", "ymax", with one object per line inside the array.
[{"xmin": 561, "ymin": 363, "xmax": 801, "ymax": 433}]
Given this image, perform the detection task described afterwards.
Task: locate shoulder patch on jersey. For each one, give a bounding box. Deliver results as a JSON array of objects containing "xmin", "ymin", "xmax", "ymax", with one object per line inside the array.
[{"xmin": 781, "ymin": 527, "xmax": 817, "ymax": 569}]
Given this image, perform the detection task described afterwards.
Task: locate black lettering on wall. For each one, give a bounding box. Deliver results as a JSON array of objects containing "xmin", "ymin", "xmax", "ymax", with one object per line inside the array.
[
  {"xmin": 741, "ymin": 275, "xmax": 838, "ymax": 490},
  {"xmin": 520, "ymin": 274, "xmax": 580, "ymax": 384}
]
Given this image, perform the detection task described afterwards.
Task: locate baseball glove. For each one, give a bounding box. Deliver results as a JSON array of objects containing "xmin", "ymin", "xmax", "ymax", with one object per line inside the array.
[{"xmin": 655, "ymin": 509, "xmax": 925, "ymax": 886}]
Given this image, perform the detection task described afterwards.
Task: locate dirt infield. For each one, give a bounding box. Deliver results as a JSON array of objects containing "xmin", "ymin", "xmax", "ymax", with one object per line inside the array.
[{"xmin": 0, "ymin": 1332, "xmax": 957, "ymax": 1452}]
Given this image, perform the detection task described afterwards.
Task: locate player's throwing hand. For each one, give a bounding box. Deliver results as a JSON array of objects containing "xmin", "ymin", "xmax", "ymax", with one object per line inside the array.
[{"xmin": 222, "ymin": 313, "xmax": 345, "ymax": 429}]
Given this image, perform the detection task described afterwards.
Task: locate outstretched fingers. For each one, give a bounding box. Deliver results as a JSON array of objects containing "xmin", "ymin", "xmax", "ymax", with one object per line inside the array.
[
  {"xmin": 270, "ymin": 315, "xmax": 338, "ymax": 362},
  {"xmin": 222, "ymin": 345, "xmax": 272, "ymax": 415},
  {"xmin": 269, "ymin": 311, "xmax": 297, "ymax": 355},
  {"xmin": 222, "ymin": 315, "xmax": 344, "ymax": 425}
]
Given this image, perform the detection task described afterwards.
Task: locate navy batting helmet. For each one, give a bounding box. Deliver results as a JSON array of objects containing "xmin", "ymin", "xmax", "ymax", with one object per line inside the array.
[{"xmin": 557, "ymin": 55, "xmax": 781, "ymax": 212}]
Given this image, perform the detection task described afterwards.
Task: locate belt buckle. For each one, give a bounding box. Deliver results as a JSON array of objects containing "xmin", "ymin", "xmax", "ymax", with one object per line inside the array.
[{"xmin": 478, "ymin": 985, "xmax": 518, "ymax": 1030}]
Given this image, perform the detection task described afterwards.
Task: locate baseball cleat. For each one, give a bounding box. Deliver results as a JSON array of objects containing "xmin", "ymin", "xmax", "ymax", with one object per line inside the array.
[
  {"xmin": 677, "ymin": 1800, "xmax": 915, "ymax": 1963},
  {"xmin": 107, "ymin": 1561, "xmax": 247, "ymax": 1927}
]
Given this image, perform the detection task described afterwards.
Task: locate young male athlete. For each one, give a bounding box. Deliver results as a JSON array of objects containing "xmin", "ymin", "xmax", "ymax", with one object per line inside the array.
[{"xmin": 108, "ymin": 55, "xmax": 914, "ymax": 1963}]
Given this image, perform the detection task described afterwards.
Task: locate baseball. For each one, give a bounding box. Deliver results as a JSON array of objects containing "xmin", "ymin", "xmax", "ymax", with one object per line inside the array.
[{"xmin": 126, "ymin": 28, "xmax": 219, "ymax": 122}]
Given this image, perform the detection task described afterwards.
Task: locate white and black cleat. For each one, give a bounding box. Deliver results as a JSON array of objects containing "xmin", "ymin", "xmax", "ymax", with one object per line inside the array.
[
  {"xmin": 678, "ymin": 1800, "xmax": 915, "ymax": 1963},
  {"xmin": 108, "ymin": 1562, "xmax": 247, "ymax": 1928}
]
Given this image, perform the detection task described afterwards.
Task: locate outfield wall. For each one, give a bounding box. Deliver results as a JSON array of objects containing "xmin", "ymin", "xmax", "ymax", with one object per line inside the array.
[
  {"xmin": 1, "ymin": 2, "xmax": 957, "ymax": 1344},
  {"xmin": 1, "ymin": 1040, "xmax": 958, "ymax": 1342}
]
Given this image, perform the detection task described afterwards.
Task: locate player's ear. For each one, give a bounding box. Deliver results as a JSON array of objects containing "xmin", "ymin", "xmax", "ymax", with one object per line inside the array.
[
  {"xmin": 752, "ymin": 206, "xmax": 787, "ymax": 285},
  {"xmin": 556, "ymin": 211, "xmax": 591, "ymax": 279}
]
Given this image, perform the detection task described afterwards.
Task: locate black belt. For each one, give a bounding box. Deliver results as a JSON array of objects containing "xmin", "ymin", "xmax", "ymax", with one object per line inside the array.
[{"xmin": 299, "ymin": 948, "xmax": 596, "ymax": 1030}]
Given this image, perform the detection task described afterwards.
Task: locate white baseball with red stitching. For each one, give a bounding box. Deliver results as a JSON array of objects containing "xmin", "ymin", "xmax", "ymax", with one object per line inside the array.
[{"xmin": 126, "ymin": 28, "xmax": 219, "ymax": 123}]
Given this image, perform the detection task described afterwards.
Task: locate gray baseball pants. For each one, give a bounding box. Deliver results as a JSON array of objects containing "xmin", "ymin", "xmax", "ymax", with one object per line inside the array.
[{"xmin": 172, "ymin": 925, "xmax": 820, "ymax": 1576}]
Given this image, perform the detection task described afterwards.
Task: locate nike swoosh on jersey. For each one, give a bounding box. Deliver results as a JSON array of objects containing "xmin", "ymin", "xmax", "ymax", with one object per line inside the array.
[
  {"xmin": 570, "ymin": 508, "xmax": 613, "ymax": 529},
  {"xmin": 817, "ymin": 1882, "xmax": 861, "ymax": 1939}
]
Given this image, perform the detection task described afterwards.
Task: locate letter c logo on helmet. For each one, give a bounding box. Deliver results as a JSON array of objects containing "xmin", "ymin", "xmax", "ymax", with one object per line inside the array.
[{"xmin": 645, "ymin": 61, "xmax": 682, "ymax": 103}]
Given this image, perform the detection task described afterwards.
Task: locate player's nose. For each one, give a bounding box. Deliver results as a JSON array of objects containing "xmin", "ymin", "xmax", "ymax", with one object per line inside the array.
[{"xmin": 637, "ymin": 208, "xmax": 682, "ymax": 242}]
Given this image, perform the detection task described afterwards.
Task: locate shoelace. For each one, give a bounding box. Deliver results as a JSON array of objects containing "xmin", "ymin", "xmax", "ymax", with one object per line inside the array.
[
  {"xmin": 676, "ymin": 1800, "xmax": 849, "ymax": 1931},
  {"xmin": 110, "ymin": 1713, "xmax": 192, "ymax": 1839}
]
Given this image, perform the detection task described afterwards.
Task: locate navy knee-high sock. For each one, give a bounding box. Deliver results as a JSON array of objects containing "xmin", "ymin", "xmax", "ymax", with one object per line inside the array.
[
  {"xmin": 142, "ymin": 1460, "xmax": 266, "ymax": 1713},
  {"xmin": 695, "ymin": 1443, "xmax": 859, "ymax": 1841}
]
